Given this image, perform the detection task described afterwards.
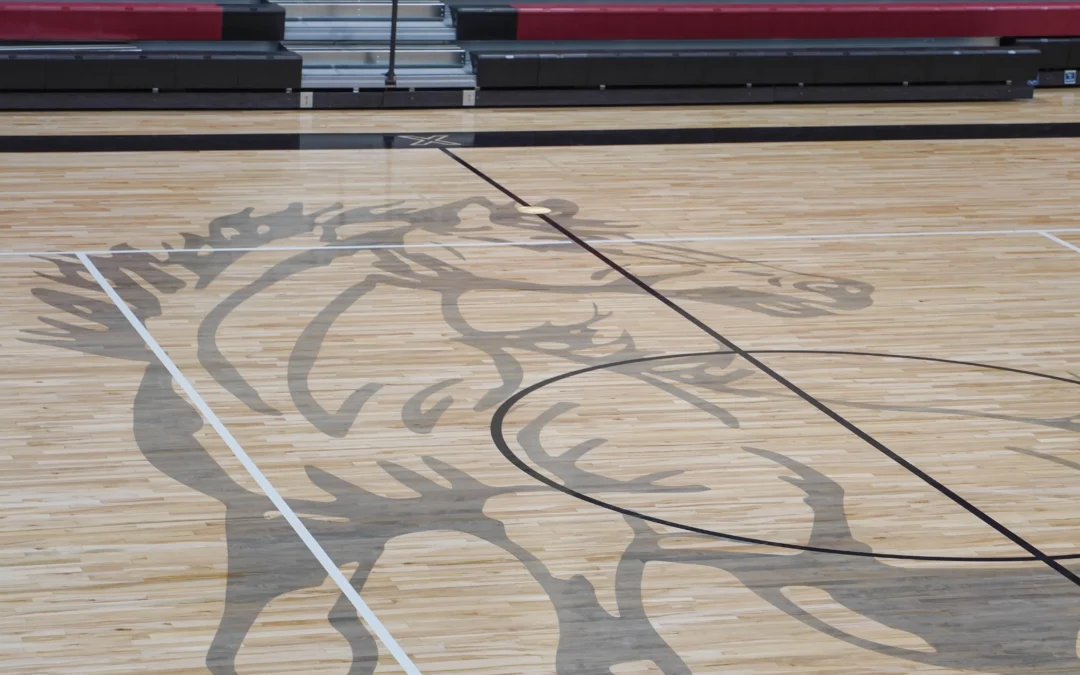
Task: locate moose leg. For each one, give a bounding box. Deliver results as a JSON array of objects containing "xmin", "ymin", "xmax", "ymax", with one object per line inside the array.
[
  {"xmin": 328, "ymin": 568, "xmax": 380, "ymax": 675},
  {"xmin": 207, "ymin": 532, "xmax": 330, "ymax": 674},
  {"xmin": 206, "ymin": 580, "xmax": 280, "ymax": 675}
]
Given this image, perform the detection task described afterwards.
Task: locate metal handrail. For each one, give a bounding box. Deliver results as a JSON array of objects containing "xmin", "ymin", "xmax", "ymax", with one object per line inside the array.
[{"xmin": 385, "ymin": 0, "xmax": 400, "ymax": 86}]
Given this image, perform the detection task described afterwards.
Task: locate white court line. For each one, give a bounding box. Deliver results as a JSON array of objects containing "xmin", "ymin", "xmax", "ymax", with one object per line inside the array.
[
  {"xmin": 5, "ymin": 227, "xmax": 1080, "ymax": 259},
  {"xmin": 1041, "ymin": 231, "xmax": 1080, "ymax": 255},
  {"xmin": 76, "ymin": 253, "xmax": 422, "ymax": 675}
]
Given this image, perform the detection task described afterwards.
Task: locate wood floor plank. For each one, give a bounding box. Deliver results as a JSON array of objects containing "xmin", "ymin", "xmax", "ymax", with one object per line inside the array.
[
  {"xmin": 0, "ymin": 260, "xmax": 402, "ymax": 675},
  {"xmin": 452, "ymin": 138, "xmax": 1080, "ymax": 240},
  {"xmin": 1054, "ymin": 232, "xmax": 1080, "ymax": 253},
  {"xmin": 592, "ymin": 234, "xmax": 1080, "ymax": 555},
  {"xmin": 3, "ymin": 131, "xmax": 1079, "ymax": 674},
  {"xmin": 0, "ymin": 91, "xmax": 1078, "ymax": 136},
  {"xmin": 0, "ymin": 149, "xmax": 549, "ymax": 253}
]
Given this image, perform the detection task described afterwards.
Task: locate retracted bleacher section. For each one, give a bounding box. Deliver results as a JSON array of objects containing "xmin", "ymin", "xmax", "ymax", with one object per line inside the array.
[
  {"xmin": 1005, "ymin": 36, "xmax": 1080, "ymax": 84},
  {"xmin": 0, "ymin": 42, "xmax": 300, "ymax": 92},
  {"xmin": 452, "ymin": 1, "xmax": 1080, "ymax": 105},
  {"xmin": 0, "ymin": 0, "xmax": 299, "ymax": 105},
  {"xmin": 2, "ymin": 0, "xmax": 1080, "ymax": 108},
  {"xmin": 470, "ymin": 49, "xmax": 1039, "ymax": 88}
]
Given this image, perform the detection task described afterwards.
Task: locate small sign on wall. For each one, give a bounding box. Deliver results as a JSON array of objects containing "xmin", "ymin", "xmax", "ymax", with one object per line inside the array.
[{"xmin": 1066, "ymin": 70, "xmax": 1077, "ymax": 86}]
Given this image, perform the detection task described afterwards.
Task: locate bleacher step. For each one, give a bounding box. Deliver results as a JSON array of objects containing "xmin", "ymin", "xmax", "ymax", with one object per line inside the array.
[
  {"xmin": 285, "ymin": 19, "xmax": 455, "ymax": 41},
  {"xmin": 280, "ymin": 1, "xmax": 444, "ymax": 21},
  {"xmin": 291, "ymin": 44, "xmax": 465, "ymax": 67},
  {"xmin": 301, "ymin": 65, "xmax": 474, "ymax": 87}
]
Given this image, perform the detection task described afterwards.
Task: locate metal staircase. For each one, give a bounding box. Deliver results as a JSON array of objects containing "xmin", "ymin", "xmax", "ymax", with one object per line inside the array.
[{"xmin": 281, "ymin": 0, "xmax": 474, "ymax": 89}]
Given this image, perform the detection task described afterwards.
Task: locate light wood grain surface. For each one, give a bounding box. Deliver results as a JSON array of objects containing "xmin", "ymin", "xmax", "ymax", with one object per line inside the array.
[
  {"xmin": 0, "ymin": 90, "xmax": 1078, "ymax": 136},
  {"xmin": 453, "ymin": 138, "xmax": 1080, "ymax": 240},
  {"xmin": 2, "ymin": 130, "xmax": 1080, "ymax": 674},
  {"xmin": 0, "ymin": 259, "xmax": 405, "ymax": 675},
  {"xmin": 4, "ymin": 138, "xmax": 1080, "ymax": 256}
]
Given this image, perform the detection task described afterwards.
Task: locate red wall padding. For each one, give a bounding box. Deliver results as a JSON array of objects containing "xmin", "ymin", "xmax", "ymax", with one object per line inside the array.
[
  {"xmin": 0, "ymin": 2, "xmax": 222, "ymax": 40},
  {"xmin": 514, "ymin": 3, "xmax": 1080, "ymax": 40}
]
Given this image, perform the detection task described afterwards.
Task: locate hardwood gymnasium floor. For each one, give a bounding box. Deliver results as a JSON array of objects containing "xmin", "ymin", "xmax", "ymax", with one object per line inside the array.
[{"xmin": 2, "ymin": 93, "xmax": 1080, "ymax": 675}]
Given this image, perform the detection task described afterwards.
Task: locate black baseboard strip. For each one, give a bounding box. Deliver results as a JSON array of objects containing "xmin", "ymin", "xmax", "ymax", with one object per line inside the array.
[
  {"xmin": 4, "ymin": 120, "xmax": 1080, "ymax": 153},
  {"xmin": 0, "ymin": 82, "xmax": 1035, "ymax": 111}
]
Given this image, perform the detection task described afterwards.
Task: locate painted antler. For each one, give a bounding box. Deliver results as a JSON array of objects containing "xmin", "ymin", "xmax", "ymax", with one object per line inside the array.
[{"xmin": 516, "ymin": 401, "xmax": 708, "ymax": 494}]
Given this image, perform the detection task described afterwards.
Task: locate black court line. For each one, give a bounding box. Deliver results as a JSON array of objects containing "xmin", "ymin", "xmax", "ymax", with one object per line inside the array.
[
  {"xmin": 440, "ymin": 146, "xmax": 1080, "ymax": 587},
  {"xmin": 4, "ymin": 121, "xmax": 1080, "ymax": 153}
]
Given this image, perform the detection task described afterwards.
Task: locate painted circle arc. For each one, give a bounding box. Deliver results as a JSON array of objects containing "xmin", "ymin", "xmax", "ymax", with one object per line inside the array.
[{"xmin": 490, "ymin": 349, "xmax": 1080, "ymax": 563}]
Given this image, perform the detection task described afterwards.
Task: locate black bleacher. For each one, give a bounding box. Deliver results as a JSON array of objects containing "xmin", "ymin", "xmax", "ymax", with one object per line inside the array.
[
  {"xmin": 1004, "ymin": 37, "xmax": 1080, "ymax": 69},
  {"xmin": 470, "ymin": 46, "xmax": 1040, "ymax": 89},
  {"xmin": 0, "ymin": 42, "xmax": 300, "ymax": 92}
]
